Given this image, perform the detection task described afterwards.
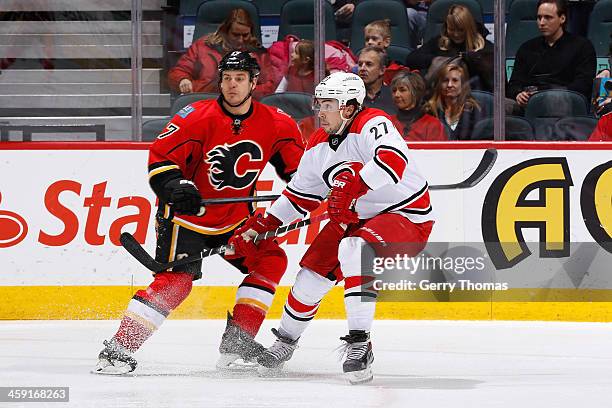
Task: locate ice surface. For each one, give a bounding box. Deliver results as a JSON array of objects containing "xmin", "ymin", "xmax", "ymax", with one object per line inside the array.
[{"xmin": 1, "ymin": 319, "xmax": 612, "ymax": 408}]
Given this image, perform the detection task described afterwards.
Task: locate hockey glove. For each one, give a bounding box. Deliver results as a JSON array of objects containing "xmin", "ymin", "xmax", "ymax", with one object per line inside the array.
[
  {"xmin": 328, "ymin": 171, "xmax": 369, "ymax": 225},
  {"xmin": 227, "ymin": 214, "xmax": 282, "ymax": 259},
  {"xmin": 164, "ymin": 178, "xmax": 204, "ymax": 216}
]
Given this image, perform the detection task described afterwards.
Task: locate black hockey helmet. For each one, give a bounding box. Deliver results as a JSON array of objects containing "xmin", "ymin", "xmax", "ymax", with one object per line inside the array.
[{"xmin": 218, "ymin": 51, "xmax": 260, "ymax": 80}]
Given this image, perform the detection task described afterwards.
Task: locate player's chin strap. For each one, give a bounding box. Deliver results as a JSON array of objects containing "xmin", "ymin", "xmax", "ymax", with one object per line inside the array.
[
  {"xmin": 334, "ymin": 106, "xmax": 361, "ymax": 135},
  {"xmin": 220, "ymin": 79, "xmax": 258, "ymax": 108}
]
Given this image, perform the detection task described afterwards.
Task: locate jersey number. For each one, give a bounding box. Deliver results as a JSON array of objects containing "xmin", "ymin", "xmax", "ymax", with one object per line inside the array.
[
  {"xmin": 158, "ymin": 123, "xmax": 180, "ymax": 139},
  {"xmin": 369, "ymin": 122, "xmax": 389, "ymax": 140}
]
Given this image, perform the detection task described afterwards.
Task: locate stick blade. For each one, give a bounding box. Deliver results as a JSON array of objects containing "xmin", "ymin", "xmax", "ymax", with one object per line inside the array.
[
  {"xmin": 119, "ymin": 232, "xmax": 164, "ymax": 272},
  {"xmin": 429, "ymin": 148, "xmax": 497, "ymax": 190}
]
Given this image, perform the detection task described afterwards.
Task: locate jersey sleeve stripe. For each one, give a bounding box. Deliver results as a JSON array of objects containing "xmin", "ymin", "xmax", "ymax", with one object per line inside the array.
[
  {"xmin": 286, "ymin": 185, "xmax": 325, "ymax": 201},
  {"xmin": 283, "ymin": 189, "xmax": 318, "ymax": 214},
  {"xmin": 373, "ymin": 146, "xmax": 408, "ymax": 184},
  {"xmin": 148, "ymin": 164, "xmax": 180, "ymax": 178}
]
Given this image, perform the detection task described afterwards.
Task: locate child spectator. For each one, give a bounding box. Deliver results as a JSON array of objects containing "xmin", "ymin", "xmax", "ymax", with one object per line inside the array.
[{"xmin": 275, "ymin": 40, "xmax": 315, "ymax": 94}]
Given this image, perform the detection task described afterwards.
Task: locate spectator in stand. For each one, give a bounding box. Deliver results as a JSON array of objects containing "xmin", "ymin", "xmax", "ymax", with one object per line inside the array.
[
  {"xmin": 506, "ymin": 0, "xmax": 596, "ymax": 115},
  {"xmin": 405, "ymin": 4, "xmax": 493, "ymax": 92},
  {"xmin": 168, "ymin": 8, "xmax": 275, "ymax": 98},
  {"xmin": 390, "ymin": 71, "xmax": 447, "ymax": 141},
  {"xmin": 362, "ymin": 19, "xmax": 413, "ymax": 85},
  {"xmin": 425, "ymin": 61, "xmax": 483, "ymax": 140},
  {"xmin": 404, "ymin": 0, "xmax": 431, "ymax": 49},
  {"xmin": 332, "ymin": 0, "xmax": 357, "ymax": 45},
  {"xmin": 357, "ymin": 46, "xmax": 396, "ymax": 114},
  {"xmin": 592, "ymin": 34, "xmax": 612, "ymax": 116},
  {"xmin": 275, "ymin": 40, "xmax": 315, "ymax": 94},
  {"xmin": 588, "ymin": 111, "xmax": 612, "ymax": 141}
]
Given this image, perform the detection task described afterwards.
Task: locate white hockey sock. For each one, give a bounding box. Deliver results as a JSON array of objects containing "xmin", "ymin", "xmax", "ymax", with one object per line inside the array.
[
  {"xmin": 339, "ymin": 237, "xmax": 377, "ymax": 332},
  {"xmin": 278, "ymin": 268, "xmax": 334, "ymax": 340}
]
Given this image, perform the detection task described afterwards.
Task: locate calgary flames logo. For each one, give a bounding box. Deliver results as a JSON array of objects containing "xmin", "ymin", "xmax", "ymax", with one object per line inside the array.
[
  {"xmin": 206, "ymin": 141, "xmax": 264, "ymax": 190},
  {"xmin": 0, "ymin": 191, "xmax": 28, "ymax": 248}
]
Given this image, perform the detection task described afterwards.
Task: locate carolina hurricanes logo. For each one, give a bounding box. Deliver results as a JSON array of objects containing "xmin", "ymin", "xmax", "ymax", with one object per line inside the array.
[
  {"xmin": 206, "ymin": 141, "xmax": 264, "ymax": 190},
  {"xmin": 0, "ymin": 191, "xmax": 28, "ymax": 248},
  {"xmin": 322, "ymin": 161, "xmax": 364, "ymax": 189}
]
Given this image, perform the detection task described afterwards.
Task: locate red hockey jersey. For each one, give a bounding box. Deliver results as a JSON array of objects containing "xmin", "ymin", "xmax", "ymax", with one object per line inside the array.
[
  {"xmin": 589, "ymin": 111, "xmax": 612, "ymax": 141},
  {"xmin": 148, "ymin": 98, "xmax": 305, "ymax": 234}
]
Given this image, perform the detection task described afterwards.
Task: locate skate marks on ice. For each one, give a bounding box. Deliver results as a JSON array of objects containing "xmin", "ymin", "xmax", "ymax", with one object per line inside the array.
[{"xmin": 118, "ymin": 365, "xmax": 481, "ymax": 390}]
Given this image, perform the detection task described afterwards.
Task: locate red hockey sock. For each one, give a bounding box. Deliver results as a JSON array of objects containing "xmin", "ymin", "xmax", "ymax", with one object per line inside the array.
[
  {"xmin": 232, "ymin": 303, "xmax": 265, "ymax": 337},
  {"xmin": 113, "ymin": 315, "xmax": 153, "ymax": 353}
]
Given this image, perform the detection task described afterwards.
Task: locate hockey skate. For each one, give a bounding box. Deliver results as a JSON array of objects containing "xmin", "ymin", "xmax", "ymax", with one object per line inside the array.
[
  {"xmin": 257, "ymin": 328, "xmax": 299, "ymax": 374},
  {"xmin": 93, "ymin": 339, "xmax": 137, "ymax": 375},
  {"xmin": 216, "ymin": 312, "xmax": 266, "ymax": 371},
  {"xmin": 339, "ymin": 330, "xmax": 374, "ymax": 384}
]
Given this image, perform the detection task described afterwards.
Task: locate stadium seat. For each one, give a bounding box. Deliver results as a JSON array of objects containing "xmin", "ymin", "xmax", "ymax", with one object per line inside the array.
[
  {"xmin": 259, "ymin": 92, "xmax": 313, "ymax": 120},
  {"xmin": 423, "ymin": 0, "xmax": 484, "ymax": 43},
  {"xmin": 471, "ymin": 116, "xmax": 535, "ymax": 140},
  {"xmin": 349, "ymin": 0, "xmax": 412, "ymax": 53},
  {"xmin": 179, "ymin": 0, "xmax": 205, "ymax": 17},
  {"xmin": 192, "ymin": 0, "xmax": 261, "ymax": 43},
  {"xmin": 252, "ymin": 0, "xmax": 287, "ymax": 16},
  {"xmin": 587, "ymin": 0, "xmax": 612, "ymax": 58},
  {"xmin": 505, "ymin": 0, "xmax": 540, "ymax": 77},
  {"xmin": 278, "ymin": 0, "xmax": 336, "ymax": 41},
  {"xmin": 553, "ymin": 116, "xmax": 598, "ymax": 141},
  {"xmin": 142, "ymin": 118, "xmax": 170, "ymax": 142},
  {"xmin": 524, "ymin": 89, "xmax": 589, "ymax": 140},
  {"xmin": 471, "ymin": 90, "xmax": 494, "ymax": 117},
  {"xmin": 170, "ymin": 93, "xmax": 219, "ymax": 116}
]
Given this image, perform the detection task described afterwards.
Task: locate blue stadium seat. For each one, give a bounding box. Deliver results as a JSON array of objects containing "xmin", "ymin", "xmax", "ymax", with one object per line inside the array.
[
  {"xmin": 260, "ymin": 92, "xmax": 313, "ymax": 120},
  {"xmin": 142, "ymin": 118, "xmax": 170, "ymax": 142},
  {"xmin": 553, "ymin": 116, "xmax": 598, "ymax": 141},
  {"xmin": 278, "ymin": 0, "xmax": 336, "ymax": 40},
  {"xmin": 524, "ymin": 90, "xmax": 589, "ymax": 140},
  {"xmin": 471, "ymin": 116, "xmax": 535, "ymax": 140}
]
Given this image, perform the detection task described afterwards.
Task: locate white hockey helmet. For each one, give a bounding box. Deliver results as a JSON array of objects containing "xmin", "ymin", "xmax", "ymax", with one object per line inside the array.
[{"xmin": 314, "ymin": 72, "xmax": 366, "ymax": 109}]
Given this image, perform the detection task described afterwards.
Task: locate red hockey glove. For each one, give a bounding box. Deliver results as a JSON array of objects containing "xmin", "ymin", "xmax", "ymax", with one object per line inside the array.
[
  {"xmin": 328, "ymin": 172, "xmax": 369, "ymax": 225},
  {"xmin": 226, "ymin": 214, "xmax": 282, "ymax": 259}
]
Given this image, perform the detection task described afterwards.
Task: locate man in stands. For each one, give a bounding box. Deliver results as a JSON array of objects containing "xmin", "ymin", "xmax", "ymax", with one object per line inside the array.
[
  {"xmin": 357, "ymin": 46, "xmax": 396, "ymax": 114},
  {"xmin": 95, "ymin": 52, "xmax": 304, "ymax": 375},
  {"xmin": 506, "ymin": 0, "xmax": 596, "ymax": 114}
]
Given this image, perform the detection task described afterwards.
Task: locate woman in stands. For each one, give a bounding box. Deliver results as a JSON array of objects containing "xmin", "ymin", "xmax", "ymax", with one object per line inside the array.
[
  {"xmin": 390, "ymin": 71, "xmax": 447, "ymax": 141},
  {"xmin": 275, "ymin": 40, "xmax": 315, "ymax": 94},
  {"xmin": 168, "ymin": 8, "xmax": 275, "ymax": 97},
  {"xmin": 425, "ymin": 61, "xmax": 483, "ymax": 140},
  {"xmin": 405, "ymin": 4, "xmax": 493, "ymax": 91}
]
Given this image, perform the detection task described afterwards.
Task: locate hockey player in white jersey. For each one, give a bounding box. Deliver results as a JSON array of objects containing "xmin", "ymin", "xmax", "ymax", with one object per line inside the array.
[{"xmin": 228, "ymin": 72, "xmax": 435, "ymax": 384}]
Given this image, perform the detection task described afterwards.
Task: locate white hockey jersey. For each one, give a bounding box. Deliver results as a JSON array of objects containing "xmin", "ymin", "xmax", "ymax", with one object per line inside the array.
[{"xmin": 268, "ymin": 108, "xmax": 434, "ymax": 225}]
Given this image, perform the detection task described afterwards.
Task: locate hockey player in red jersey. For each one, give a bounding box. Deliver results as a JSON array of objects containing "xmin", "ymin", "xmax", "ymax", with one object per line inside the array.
[
  {"xmin": 229, "ymin": 72, "xmax": 435, "ymax": 384},
  {"xmin": 95, "ymin": 51, "xmax": 305, "ymax": 374}
]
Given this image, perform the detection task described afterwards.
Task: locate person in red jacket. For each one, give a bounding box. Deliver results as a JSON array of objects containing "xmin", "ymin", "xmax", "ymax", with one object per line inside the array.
[
  {"xmin": 390, "ymin": 71, "xmax": 447, "ymax": 141},
  {"xmin": 589, "ymin": 111, "xmax": 612, "ymax": 141},
  {"xmin": 168, "ymin": 8, "xmax": 275, "ymax": 98}
]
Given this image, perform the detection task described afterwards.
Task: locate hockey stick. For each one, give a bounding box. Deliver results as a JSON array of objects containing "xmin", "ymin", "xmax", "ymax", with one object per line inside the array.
[
  {"xmin": 119, "ymin": 213, "xmax": 329, "ymax": 273},
  {"xmin": 200, "ymin": 195, "xmax": 281, "ymax": 205},
  {"xmin": 196, "ymin": 149, "xmax": 497, "ymax": 204},
  {"xmin": 121, "ymin": 149, "xmax": 497, "ymax": 271},
  {"xmin": 428, "ymin": 148, "xmax": 497, "ymax": 190}
]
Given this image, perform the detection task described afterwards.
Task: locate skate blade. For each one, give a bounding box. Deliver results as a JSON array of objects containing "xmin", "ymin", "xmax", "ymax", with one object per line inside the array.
[
  {"xmin": 92, "ymin": 360, "xmax": 135, "ymax": 376},
  {"xmin": 257, "ymin": 363, "xmax": 285, "ymax": 377},
  {"xmin": 216, "ymin": 354, "xmax": 258, "ymax": 371},
  {"xmin": 345, "ymin": 366, "xmax": 373, "ymax": 385}
]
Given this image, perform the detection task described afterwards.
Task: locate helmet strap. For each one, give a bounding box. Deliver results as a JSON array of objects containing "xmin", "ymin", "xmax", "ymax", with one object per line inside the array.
[
  {"xmin": 333, "ymin": 105, "xmax": 359, "ymax": 135},
  {"xmin": 220, "ymin": 78, "xmax": 257, "ymax": 108}
]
